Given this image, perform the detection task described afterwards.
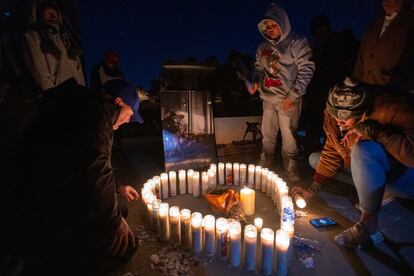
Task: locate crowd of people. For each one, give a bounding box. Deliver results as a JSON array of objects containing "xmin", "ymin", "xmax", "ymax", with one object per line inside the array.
[{"xmin": 0, "ymin": 0, "xmax": 413, "ymax": 274}]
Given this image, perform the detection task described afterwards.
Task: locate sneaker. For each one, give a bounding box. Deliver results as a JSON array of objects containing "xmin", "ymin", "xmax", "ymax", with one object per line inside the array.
[{"xmin": 334, "ymin": 223, "xmax": 378, "ymax": 249}]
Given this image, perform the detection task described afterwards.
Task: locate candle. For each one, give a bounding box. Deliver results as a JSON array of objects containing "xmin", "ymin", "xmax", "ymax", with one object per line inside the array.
[
  {"xmin": 201, "ymin": 171, "xmax": 209, "ymax": 195},
  {"xmin": 281, "ymin": 221, "xmax": 294, "ymax": 237},
  {"xmin": 240, "ymin": 187, "xmax": 255, "ymax": 216},
  {"xmin": 240, "ymin": 163, "xmax": 247, "ymax": 186},
  {"xmin": 274, "ymin": 177, "xmax": 285, "ymax": 206},
  {"xmin": 244, "ymin": 224, "xmax": 257, "ymax": 271},
  {"xmin": 254, "ymin": 217, "xmax": 263, "ymax": 232},
  {"xmin": 160, "ymin": 173, "xmax": 169, "ymax": 199},
  {"xmin": 233, "ymin": 163, "xmax": 240, "ymax": 185},
  {"xmin": 191, "ymin": 212, "xmax": 203, "ymax": 254},
  {"xmin": 210, "ymin": 163, "xmax": 217, "ymax": 173},
  {"xmin": 204, "ymin": 215, "xmax": 215, "ymax": 256},
  {"xmin": 152, "ymin": 199, "xmax": 161, "ymax": 232},
  {"xmin": 261, "ymin": 228, "xmax": 274, "ymax": 275},
  {"xmin": 271, "ymin": 175, "xmax": 277, "ymax": 201},
  {"xmin": 294, "ymin": 194, "xmax": 307, "ymax": 209},
  {"xmin": 178, "ymin": 170, "xmax": 186, "ymax": 195},
  {"xmin": 281, "ymin": 196, "xmax": 295, "ymax": 226},
  {"xmin": 169, "ymin": 206, "xmax": 181, "ymax": 244},
  {"xmin": 216, "ymin": 217, "xmax": 229, "ymax": 260},
  {"xmin": 152, "ymin": 176, "xmax": 161, "ymax": 199},
  {"xmin": 208, "ymin": 169, "xmax": 216, "ymax": 188},
  {"xmin": 218, "ymin": 162, "xmax": 225, "ymax": 185},
  {"xmin": 276, "ymin": 229, "xmax": 290, "ymax": 276},
  {"xmin": 180, "ymin": 209, "xmax": 191, "ymax": 248},
  {"xmin": 147, "ymin": 201, "xmax": 154, "ymax": 227},
  {"xmin": 192, "ymin": 171, "xmax": 200, "ymax": 197},
  {"xmin": 228, "ymin": 220, "xmax": 241, "ymax": 267},
  {"xmin": 158, "ymin": 203, "xmax": 170, "ymax": 241},
  {"xmin": 225, "ymin": 162, "xmax": 233, "ymax": 185},
  {"xmin": 266, "ymin": 171, "xmax": 274, "ymax": 197},
  {"xmin": 169, "ymin": 171, "xmax": 177, "ymax": 196},
  {"xmin": 255, "ymin": 165, "xmax": 262, "ymax": 190},
  {"xmin": 261, "ymin": 168, "xmax": 269, "ymax": 193},
  {"xmin": 247, "ymin": 164, "xmax": 255, "ymax": 188},
  {"xmin": 278, "ymin": 185, "xmax": 289, "ymax": 215},
  {"xmin": 187, "ymin": 169, "xmax": 194, "ymax": 194}
]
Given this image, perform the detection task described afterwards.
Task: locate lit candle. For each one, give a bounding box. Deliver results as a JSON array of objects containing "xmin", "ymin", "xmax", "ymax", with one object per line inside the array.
[
  {"xmin": 225, "ymin": 162, "xmax": 233, "ymax": 185},
  {"xmin": 294, "ymin": 194, "xmax": 307, "ymax": 209},
  {"xmin": 281, "ymin": 221, "xmax": 294, "ymax": 237},
  {"xmin": 152, "ymin": 175, "xmax": 161, "ymax": 199},
  {"xmin": 218, "ymin": 162, "xmax": 225, "ymax": 185},
  {"xmin": 261, "ymin": 228, "xmax": 274, "ymax": 275},
  {"xmin": 276, "ymin": 229, "xmax": 290, "ymax": 276},
  {"xmin": 191, "ymin": 212, "xmax": 203, "ymax": 254},
  {"xmin": 208, "ymin": 169, "xmax": 216, "ymax": 188},
  {"xmin": 278, "ymin": 185, "xmax": 289, "ymax": 215},
  {"xmin": 204, "ymin": 215, "xmax": 215, "ymax": 256},
  {"xmin": 247, "ymin": 164, "xmax": 255, "ymax": 188},
  {"xmin": 254, "ymin": 217, "xmax": 263, "ymax": 232},
  {"xmin": 147, "ymin": 200, "xmax": 154, "ymax": 227},
  {"xmin": 255, "ymin": 165, "xmax": 262, "ymax": 190},
  {"xmin": 169, "ymin": 206, "xmax": 181, "ymax": 244},
  {"xmin": 228, "ymin": 220, "xmax": 241, "ymax": 267},
  {"xmin": 201, "ymin": 171, "xmax": 209, "ymax": 195},
  {"xmin": 281, "ymin": 196, "xmax": 295, "ymax": 226},
  {"xmin": 152, "ymin": 199, "xmax": 161, "ymax": 232},
  {"xmin": 169, "ymin": 171, "xmax": 177, "ymax": 196},
  {"xmin": 160, "ymin": 173, "xmax": 169, "ymax": 199},
  {"xmin": 240, "ymin": 163, "xmax": 247, "ymax": 186},
  {"xmin": 240, "ymin": 187, "xmax": 255, "ymax": 216},
  {"xmin": 158, "ymin": 203, "xmax": 170, "ymax": 241},
  {"xmin": 266, "ymin": 171, "xmax": 274, "ymax": 197},
  {"xmin": 233, "ymin": 163, "xmax": 240, "ymax": 186},
  {"xmin": 187, "ymin": 169, "xmax": 194, "ymax": 194},
  {"xmin": 178, "ymin": 170, "xmax": 186, "ymax": 195},
  {"xmin": 216, "ymin": 217, "xmax": 229, "ymax": 260},
  {"xmin": 261, "ymin": 168, "xmax": 269, "ymax": 193},
  {"xmin": 210, "ymin": 163, "xmax": 217, "ymax": 173},
  {"xmin": 244, "ymin": 224, "xmax": 257, "ymax": 271},
  {"xmin": 271, "ymin": 174, "xmax": 277, "ymax": 202},
  {"xmin": 192, "ymin": 171, "xmax": 200, "ymax": 197},
  {"xmin": 180, "ymin": 209, "xmax": 191, "ymax": 248}
]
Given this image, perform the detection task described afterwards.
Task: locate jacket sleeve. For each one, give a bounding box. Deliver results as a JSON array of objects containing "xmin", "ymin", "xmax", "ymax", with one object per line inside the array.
[
  {"xmin": 314, "ymin": 110, "xmax": 345, "ymax": 184},
  {"xmin": 25, "ymin": 31, "xmax": 55, "ymax": 91},
  {"xmin": 254, "ymin": 44, "xmax": 265, "ymax": 85},
  {"xmin": 288, "ymin": 37, "xmax": 315, "ymax": 101}
]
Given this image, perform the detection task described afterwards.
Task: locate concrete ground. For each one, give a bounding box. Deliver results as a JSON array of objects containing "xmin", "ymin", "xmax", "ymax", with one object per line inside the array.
[{"xmin": 107, "ymin": 124, "xmax": 414, "ymax": 276}]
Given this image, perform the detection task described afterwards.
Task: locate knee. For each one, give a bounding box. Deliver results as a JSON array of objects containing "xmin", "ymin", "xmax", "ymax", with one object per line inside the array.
[
  {"xmin": 309, "ymin": 151, "xmax": 321, "ymax": 169},
  {"xmin": 351, "ymin": 140, "xmax": 384, "ymax": 161}
]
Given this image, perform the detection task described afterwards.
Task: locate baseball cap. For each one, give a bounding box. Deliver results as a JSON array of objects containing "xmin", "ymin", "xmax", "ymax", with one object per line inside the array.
[{"xmin": 103, "ymin": 79, "xmax": 144, "ymax": 123}]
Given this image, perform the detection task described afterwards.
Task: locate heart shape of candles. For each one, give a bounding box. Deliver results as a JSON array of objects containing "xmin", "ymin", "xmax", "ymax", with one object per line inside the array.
[{"xmin": 141, "ymin": 162, "xmax": 297, "ymax": 274}]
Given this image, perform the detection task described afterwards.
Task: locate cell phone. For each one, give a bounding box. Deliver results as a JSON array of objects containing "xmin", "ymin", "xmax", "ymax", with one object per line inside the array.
[{"xmin": 309, "ymin": 217, "xmax": 337, "ymax": 228}]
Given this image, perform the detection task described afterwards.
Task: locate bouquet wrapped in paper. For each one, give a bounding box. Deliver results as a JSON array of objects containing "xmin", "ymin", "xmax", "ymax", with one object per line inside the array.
[{"xmin": 204, "ymin": 187, "xmax": 246, "ymax": 222}]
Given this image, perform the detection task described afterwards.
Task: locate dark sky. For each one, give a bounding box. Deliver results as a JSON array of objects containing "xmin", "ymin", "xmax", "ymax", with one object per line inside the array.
[{"xmin": 78, "ymin": 0, "xmax": 380, "ymax": 89}]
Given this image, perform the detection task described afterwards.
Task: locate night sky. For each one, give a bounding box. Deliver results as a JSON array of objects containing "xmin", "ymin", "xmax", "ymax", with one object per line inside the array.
[{"xmin": 77, "ymin": 0, "xmax": 381, "ymax": 89}]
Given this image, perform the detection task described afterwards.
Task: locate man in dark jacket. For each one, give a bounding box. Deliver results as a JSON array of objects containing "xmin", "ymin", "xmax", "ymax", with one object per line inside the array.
[
  {"xmin": 90, "ymin": 50, "xmax": 125, "ymax": 91},
  {"xmin": 2, "ymin": 78, "xmax": 142, "ymax": 274}
]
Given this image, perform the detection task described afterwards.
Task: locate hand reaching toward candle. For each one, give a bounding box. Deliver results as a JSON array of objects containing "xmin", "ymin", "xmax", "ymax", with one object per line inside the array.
[
  {"xmin": 291, "ymin": 185, "xmax": 314, "ymax": 200},
  {"xmin": 117, "ymin": 185, "xmax": 139, "ymax": 201},
  {"xmin": 109, "ymin": 217, "xmax": 136, "ymax": 256}
]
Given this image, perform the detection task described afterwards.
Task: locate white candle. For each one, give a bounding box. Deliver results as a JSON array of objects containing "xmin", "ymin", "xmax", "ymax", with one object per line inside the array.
[
  {"xmin": 152, "ymin": 176, "xmax": 161, "ymax": 199},
  {"xmin": 160, "ymin": 173, "xmax": 169, "ymax": 199},
  {"xmin": 178, "ymin": 170, "xmax": 186, "ymax": 194},
  {"xmin": 210, "ymin": 163, "xmax": 217, "ymax": 173},
  {"xmin": 281, "ymin": 221, "xmax": 294, "ymax": 237},
  {"xmin": 278, "ymin": 185, "xmax": 289, "ymax": 215},
  {"xmin": 271, "ymin": 175, "xmax": 277, "ymax": 201},
  {"xmin": 240, "ymin": 187, "xmax": 255, "ymax": 216},
  {"xmin": 233, "ymin": 163, "xmax": 240, "ymax": 185},
  {"xmin": 147, "ymin": 201, "xmax": 154, "ymax": 227},
  {"xmin": 255, "ymin": 165, "xmax": 262, "ymax": 190},
  {"xmin": 254, "ymin": 217, "xmax": 263, "ymax": 232},
  {"xmin": 294, "ymin": 194, "xmax": 307, "ymax": 209},
  {"xmin": 261, "ymin": 168, "xmax": 269, "ymax": 193},
  {"xmin": 240, "ymin": 163, "xmax": 247, "ymax": 186},
  {"xmin": 187, "ymin": 169, "xmax": 194, "ymax": 194},
  {"xmin": 266, "ymin": 171, "xmax": 274, "ymax": 197},
  {"xmin": 152, "ymin": 199, "xmax": 161, "ymax": 232},
  {"xmin": 225, "ymin": 162, "xmax": 233, "ymax": 185},
  {"xmin": 216, "ymin": 217, "xmax": 229, "ymax": 260},
  {"xmin": 247, "ymin": 164, "xmax": 255, "ymax": 188},
  {"xmin": 218, "ymin": 162, "xmax": 225, "ymax": 185},
  {"xmin": 180, "ymin": 209, "xmax": 191, "ymax": 248},
  {"xmin": 204, "ymin": 215, "xmax": 216, "ymax": 256},
  {"xmin": 169, "ymin": 206, "xmax": 181, "ymax": 244},
  {"xmin": 201, "ymin": 171, "xmax": 209, "ymax": 195},
  {"xmin": 281, "ymin": 196, "xmax": 295, "ymax": 225},
  {"xmin": 192, "ymin": 171, "xmax": 200, "ymax": 197},
  {"xmin": 191, "ymin": 212, "xmax": 203, "ymax": 254},
  {"xmin": 158, "ymin": 203, "xmax": 170, "ymax": 241},
  {"xmin": 244, "ymin": 224, "xmax": 257, "ymax": 271},
  {"xmin": 261, "ymin": 228, "xmax": 274, "ymax": 275},
  {"xmin": 208, "ymin": 169, "xmax": 216, "ymax": 188},
  {"xmin": 169, "ymin": 171, "xmax": 177, "ymax": 196},
  {"xmin": 276, "ymin": 229, "xmax": 290, "ymax": 276},
  {"xmin": 228, "ymin": 220, "xmax": 241, "ymax": 267}
]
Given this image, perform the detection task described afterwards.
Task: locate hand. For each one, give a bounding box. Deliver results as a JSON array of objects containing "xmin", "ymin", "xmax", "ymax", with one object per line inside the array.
[
  {"xmin": 281, "ymin": 97, "xmax": 295, "ymax": 113},
  {"xmin": 291, "ymin": 185, "xmax": 315, "ymax": 201},
  {"xmin": 109, "ymin": 217, "xmax": 136, "ymax": 256},
  {"xmin": 117, "ymin": 185, "xmax": 139, "ymax": 201},
  {"xmin": 246, "ymin": 81, "xmax": 258, "ymax": 95},
  {"xmin": 340, "ymin": 128, "xmax": 362, "ymax": 148}
]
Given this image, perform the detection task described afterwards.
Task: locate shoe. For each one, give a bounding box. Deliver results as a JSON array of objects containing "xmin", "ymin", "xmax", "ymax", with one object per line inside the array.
[
  {"xmin": 282, "ymin": 157, "xmax": 302, "ymax": 182},
  {"xmin": 334, "ymin": 223, "xmax": 383, "ymax": 249}
]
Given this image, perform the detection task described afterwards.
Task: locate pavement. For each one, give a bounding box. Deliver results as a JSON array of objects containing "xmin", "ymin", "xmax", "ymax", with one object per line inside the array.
[{"xmin": 106, "ymin": 124, "xmax": 414, "ymax": 276}]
